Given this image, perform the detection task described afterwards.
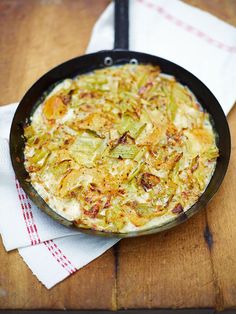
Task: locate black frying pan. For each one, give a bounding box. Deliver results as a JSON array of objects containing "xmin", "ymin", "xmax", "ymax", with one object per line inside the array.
[{"xmin": 10, "ymin": 0, "xmax": 231, "ymax": 238}]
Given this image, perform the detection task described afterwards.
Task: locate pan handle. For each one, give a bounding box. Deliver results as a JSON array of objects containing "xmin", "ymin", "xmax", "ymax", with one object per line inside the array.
[{"xmin": 114, "ymin": 0, "xmax": 129, "ymax": 50}]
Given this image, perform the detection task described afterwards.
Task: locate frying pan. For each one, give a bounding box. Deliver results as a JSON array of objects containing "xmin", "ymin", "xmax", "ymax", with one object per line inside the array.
[{"xmin": 10, "ymin": 0, "xmax": 231, "ymax": 238}]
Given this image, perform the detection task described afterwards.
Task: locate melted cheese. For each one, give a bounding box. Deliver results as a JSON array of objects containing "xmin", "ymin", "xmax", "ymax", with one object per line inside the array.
[{"xmin": 24, "ymin": 64, "xmax": 218, "ymax": 233}]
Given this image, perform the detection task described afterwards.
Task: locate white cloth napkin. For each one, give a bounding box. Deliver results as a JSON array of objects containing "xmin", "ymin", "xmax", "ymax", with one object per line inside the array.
[{"xmin": 1, "ymin": 0, "xmax": 236, "ymax": 289}]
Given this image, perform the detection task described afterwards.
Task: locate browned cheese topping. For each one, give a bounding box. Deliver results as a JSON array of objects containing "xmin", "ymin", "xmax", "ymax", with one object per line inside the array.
[{"xmin": 24, "ymin": 64, "xmax": 219, "ymax": 233}]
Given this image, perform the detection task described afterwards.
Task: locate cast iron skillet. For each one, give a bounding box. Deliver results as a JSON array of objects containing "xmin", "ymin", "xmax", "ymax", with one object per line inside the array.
[{"xmin": 10, "ymin": 0, "xmax": 231, "ymax": 238}]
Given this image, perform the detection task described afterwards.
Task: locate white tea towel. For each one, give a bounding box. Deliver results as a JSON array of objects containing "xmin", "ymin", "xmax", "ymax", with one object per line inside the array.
[
  {"xmin": 1, "ymin": 0, "xmax": 236, "ymax": 289},
  {"xmin": 87, "ymin": 0, "xmax": 236, "ymax": 115}
]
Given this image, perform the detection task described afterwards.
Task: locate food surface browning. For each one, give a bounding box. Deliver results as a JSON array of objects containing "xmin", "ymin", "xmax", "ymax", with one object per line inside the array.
[{"xmin": 24, "ymin": 64, "xmax": 218, "ymax": 233}]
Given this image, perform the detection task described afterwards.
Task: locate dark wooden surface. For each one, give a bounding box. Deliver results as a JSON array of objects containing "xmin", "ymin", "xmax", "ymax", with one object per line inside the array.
[{"xmin": 0, "ymin": 0, "xmax": 236, "ymax": 310}]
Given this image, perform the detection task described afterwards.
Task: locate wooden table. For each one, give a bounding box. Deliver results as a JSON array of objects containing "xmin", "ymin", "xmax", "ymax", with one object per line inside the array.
[{"xmin": 0, "ymin": 0, "xmax": 236, "ymax": 311}]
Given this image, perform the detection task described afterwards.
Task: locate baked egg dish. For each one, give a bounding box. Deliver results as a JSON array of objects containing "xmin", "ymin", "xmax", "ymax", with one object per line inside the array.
[{"xmin": 24, "ymin": 64, "xmax": 219, "ymax": 233}]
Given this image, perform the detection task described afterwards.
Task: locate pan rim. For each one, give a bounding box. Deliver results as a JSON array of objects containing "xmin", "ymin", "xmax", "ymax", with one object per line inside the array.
[{"xmin": 9, "ymin": 49, "xmax": 231, "ymax": 238}]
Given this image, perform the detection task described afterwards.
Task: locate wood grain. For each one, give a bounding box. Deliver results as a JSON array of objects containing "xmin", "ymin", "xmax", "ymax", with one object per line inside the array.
[
  {"xmin": 0, "ymin": 0, "xmax": 110, "ymax": 106},
  {"xmin": 0, "ymin": 238, "xmax": 116, "ymax": 309},
  {"xmin": 117, "ymin": 211, "xmax": 215, "ymax": 309},
  {"xmin": 0, "ymin": 0, "xmax": 236, "ymax": 310},
  {"xmin": 205, "ymin": 108, "xmax": 236, "ymax": 309}
]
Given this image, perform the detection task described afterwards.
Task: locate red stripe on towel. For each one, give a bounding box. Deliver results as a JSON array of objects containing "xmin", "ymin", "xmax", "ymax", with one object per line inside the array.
[
  {"xmin": 15, "ymin": 179, "xmax": 40, "ymax": 245},
  {"xmin": 15, "ymin": 179, "xmax": 77, "ymax": 274},
  {"xmin": 52, "ymin": 240, "xmax": 77, "ymax": 273},
  {"xmin": 138, "ymin": 0, "xmax": 236, "ymax": 53},
  {"xmin": 44, "ymin": 240, "xmax": 77, "ymax": 274}
]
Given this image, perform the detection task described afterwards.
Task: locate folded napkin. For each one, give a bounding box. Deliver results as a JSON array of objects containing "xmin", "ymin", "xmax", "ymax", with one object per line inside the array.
[{"xmin": 0, "ymin": 0, "xmax": 236, "ymax": 289}]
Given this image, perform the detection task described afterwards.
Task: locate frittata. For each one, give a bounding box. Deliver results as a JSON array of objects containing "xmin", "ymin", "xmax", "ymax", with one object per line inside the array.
[{"xmin": 24, "ymin": 64, "xmax": 218, "ymax": 233}]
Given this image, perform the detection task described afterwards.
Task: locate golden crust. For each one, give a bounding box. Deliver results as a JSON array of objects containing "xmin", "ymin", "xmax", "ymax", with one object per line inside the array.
[{"xmin": 24, "ymin": 64, "xmax": 218, "ymax": 233}]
